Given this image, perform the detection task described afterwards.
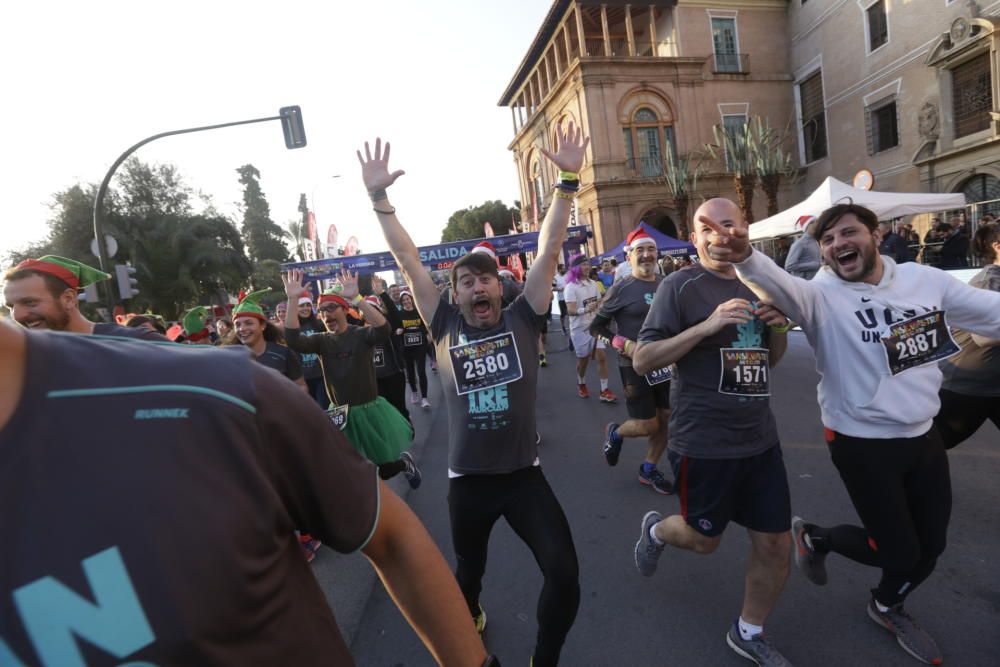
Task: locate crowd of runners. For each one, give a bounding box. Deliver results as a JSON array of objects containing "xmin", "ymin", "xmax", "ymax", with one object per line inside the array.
[{"xmin": 2, "ymin": 122, "xmax": 998, "ymax": 667}]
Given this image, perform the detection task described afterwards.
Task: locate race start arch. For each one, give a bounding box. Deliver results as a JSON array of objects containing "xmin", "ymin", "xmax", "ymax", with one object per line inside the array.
[{"xmin": 282, "ymin": 225, "xmax": 591, "ymax": 281}]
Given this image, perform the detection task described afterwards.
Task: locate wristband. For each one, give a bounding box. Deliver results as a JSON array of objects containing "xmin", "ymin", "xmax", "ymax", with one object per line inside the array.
[
  {"xmin": 554, "ymin": 189, "xmax": 575, "ymax": 201},
  {"xmin": 373, "ymin": 206, "xmax": 397, "ymax": 215},
  {"xmin": 771, "ymin": 322, "xmax": 790, "ymax": 333},
  {"xmin": 351, "ymin": 294, "xmax": 363, "ymax": 305},
  {"xmin": 559, "ymin": 170, "xmax": 579, "ymax": 182},
  {"xmin": 369, "ymin": 189, "xmax": 388, "ymax": 202},
  {"xmin": 554, "ymin": 181, "xmax": 579, "ymax": 192}
]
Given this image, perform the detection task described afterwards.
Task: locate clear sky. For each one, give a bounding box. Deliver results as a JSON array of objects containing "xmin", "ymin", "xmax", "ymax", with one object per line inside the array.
[{"xmin": 0, "ymin": 0, "xmax": 551, "ymax": 263}]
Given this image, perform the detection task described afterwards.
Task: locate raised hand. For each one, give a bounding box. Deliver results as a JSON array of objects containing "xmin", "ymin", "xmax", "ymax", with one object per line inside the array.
[
  {"xmin": 698, "ymin": 214, "xmax": 751, "ymax": 263},
  {"xmin": 338, "ymin": 268, "xmax": 359, "ymax": 299},
  {"xmin": 540, "ymin": 121, "xmax": 590, "ymax": 174},
  {"xmin": 702, "ymin": 298, "xmax": 754, "ymax": 335},
  {"xmin": 282, "ymin": 269, "xmax": 307, "ymax": 300},
  {"xmin": 357, "ymin": 138, "xmax": 406, "ymax": 193}
]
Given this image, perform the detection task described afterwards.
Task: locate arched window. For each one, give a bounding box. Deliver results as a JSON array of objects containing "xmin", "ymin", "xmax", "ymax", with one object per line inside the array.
[
  {"xmin": 623, "ymin": 106, "xmax": 676, "ymax": 177},
  {"xmin": 960, "ymin": 174, "xmax": 1000, "ymax": 219},
  {"xmin": 530, "ymin": 161, "xmax": 545, "ymax": 221}
]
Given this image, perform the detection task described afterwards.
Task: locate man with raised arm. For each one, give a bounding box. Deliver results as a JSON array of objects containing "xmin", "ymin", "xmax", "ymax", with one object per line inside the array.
[
  {"xmin": 699, "ymin": 202, "xmax": 1000, "ymax": 666},
  {"xmin": 357, "ymin": 126, "xmax": 587, "ymax": 666}
]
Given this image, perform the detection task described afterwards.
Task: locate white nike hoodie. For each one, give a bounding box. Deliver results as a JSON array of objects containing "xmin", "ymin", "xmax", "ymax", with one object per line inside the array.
[{"xmin": 735, "ymin": 250, "xmax": 1000, "ymax": 438}]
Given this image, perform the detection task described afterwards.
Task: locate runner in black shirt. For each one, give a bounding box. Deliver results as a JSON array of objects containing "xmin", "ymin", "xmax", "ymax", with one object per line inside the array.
[
  {"xmin": 589, "ymin": 228, "xmax": 672, "ymax": 494},
  {"xmin": 358, "ymin": 126, "xmax": 588, "ymax": 666},
  {"xmin": 399, "ymin": 290, "xmax": 432, "ymax": 409},
  {"xmin": 3, "ymin": 256, "xmax": 166, "ymax": 341},
  {"xmin": 0, "ymin": 319, "xmax": 489, "ymax": 667},
  {"xmin": 292, "ymin": 292, "xmax": 330, "ymax": 407}
]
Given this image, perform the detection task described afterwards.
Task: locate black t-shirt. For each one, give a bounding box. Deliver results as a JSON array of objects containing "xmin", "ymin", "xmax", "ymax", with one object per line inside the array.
[
  {"xmin": 296, "ymin": 317, "xmax": 327, "ymax": 381},
  {"xmin": 0, "ymin": 332, "xmax": 379, "ymax": 666},
  {"xmin": 286, "ymin": 324, "xmax": 389, "ymax": 407},
  {"xmin": 638, "ymin": 264, "xmax": 779, "ymax": 459},
  {"xmin": 93, "ymin": 322, "xmax": 169, "ymax": 342},
  {"xmin": 400, "ymin": 308, "xmax": 428, "ymax": 349},
  {"xmin": 253, "ymin": 341, "xmax": 304, "ymax": 382}
]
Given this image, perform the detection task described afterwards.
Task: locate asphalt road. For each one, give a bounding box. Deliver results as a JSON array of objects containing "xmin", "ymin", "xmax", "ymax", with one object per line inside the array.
[{"xmin": 340, "ymin": 329, "xmax": 999, "ymax": 666}]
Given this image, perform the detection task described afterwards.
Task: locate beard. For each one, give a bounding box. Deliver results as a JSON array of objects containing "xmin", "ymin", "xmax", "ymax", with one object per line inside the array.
[{"xmin": 18, "ymin": 304, "xmax": 71, "ymax": 331}]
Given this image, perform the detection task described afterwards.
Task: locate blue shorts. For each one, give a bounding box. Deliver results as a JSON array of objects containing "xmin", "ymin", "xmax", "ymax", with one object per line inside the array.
[{"xmin": 668, "ymin": 444, "xmax": 791, "ymax": 537}]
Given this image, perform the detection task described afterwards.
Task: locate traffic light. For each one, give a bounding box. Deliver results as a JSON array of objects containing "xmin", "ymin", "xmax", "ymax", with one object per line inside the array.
[
  {"xmin": 114, "ymin": 264, "xmax": 139, "ymax": 300},
  {"xmin": 79, "ymin": 284, "xmax": 100, "ymax": 303},
  {"xmin": 279, "ymin": 106, "xmax": 307, "ymax": 149}
]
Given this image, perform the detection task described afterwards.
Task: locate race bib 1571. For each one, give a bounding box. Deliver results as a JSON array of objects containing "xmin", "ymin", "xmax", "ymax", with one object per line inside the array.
[{"xmin": 718, "ymin": 347, "xmax": 770, "ymax": 397}]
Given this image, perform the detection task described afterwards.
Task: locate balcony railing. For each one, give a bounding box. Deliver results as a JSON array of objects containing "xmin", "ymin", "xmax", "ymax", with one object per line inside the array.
[
  {"xmin": 713, "ymin": 52, "xmax": 749, "ymax": 74},
  {"xmin": 627, "ymin": 156, "xmax": 665, "ymax": 178},
  {"xmin": 582, "ymin": 39, "xmax": 675, "ymax": 58}
]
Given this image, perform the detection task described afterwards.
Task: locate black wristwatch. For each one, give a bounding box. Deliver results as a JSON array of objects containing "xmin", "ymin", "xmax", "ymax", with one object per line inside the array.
[{"xmin": 481, "ymin": 655, "xmax": 501, "ymax": 667}]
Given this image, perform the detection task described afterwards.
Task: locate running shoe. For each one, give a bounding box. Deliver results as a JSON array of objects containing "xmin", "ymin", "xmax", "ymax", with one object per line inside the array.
[
  {"xmin": 725, "ymin": 622, "xmax": 794, "ymax": 666},
  {"xmin": 599, "ymin": 389, "xmax": 618, "ymax": 403},
  {"xmin": 578, "ymin": 384, "xmax": 590, "ymax": 398},
  {"xmin": 473, "ymin": 603, "xmax": 487, "ymax": 634},
  {"xmin": 539, "ymin": 354, "xmax": 547, "ymax": 367},
  {"xmin": 791, "ymin": 516, "xmax": 828, "ymax": 586},
  {"xmin": 867, "ymin": 599, "xmax": 943, "ymax": 665},
  {"xmin": 400, "ymin": 451, "xmax": 422, "ymax": 490},
  {"xmin": 603, "ymin": 422, "xmax": 622, "ymax": 466},
  {"xmin": 421, "ymin": 398, "xmax": 431, "ymax": 410},
  {"xmin": 430, "ymin": 360, "xmax": 438, "ymax": 373},
  {"xmin": 298, "ymin": 534, "xmax": 322, "ymax": 563},
  {"xmin": 638, "ymin": 465, "xmax": 673, "ymax": 495},
  {"xmin": 410, "ymin": 393, "xmax": 420, "ymax": 404},
  {"xmin": 634, "ymin": 510, "xmax": 664, "ymax": 576}
]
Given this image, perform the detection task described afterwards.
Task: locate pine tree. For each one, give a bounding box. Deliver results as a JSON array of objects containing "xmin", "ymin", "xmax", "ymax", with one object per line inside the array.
[{"xmin": 237, "ymin": 164, "xmax": 288, "ymax": 263}]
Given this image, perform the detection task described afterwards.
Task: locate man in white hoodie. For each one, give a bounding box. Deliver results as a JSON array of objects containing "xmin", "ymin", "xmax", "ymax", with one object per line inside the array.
[{"xmin": 700, "ymin": 202, "xmax": 1000, "ymax": 666}]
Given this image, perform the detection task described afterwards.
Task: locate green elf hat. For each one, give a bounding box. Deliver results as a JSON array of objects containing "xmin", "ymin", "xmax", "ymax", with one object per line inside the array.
[
  {"xmin": 232, "ymin": 288, "xmax": 270, "ymax": 322},
  {"xmin": 182, "ymin": 306, "xmax": 211, "ymax": 342},
  {"xmin": 13, "ymin": 255, "xmax": 111, "ymax": 289}
]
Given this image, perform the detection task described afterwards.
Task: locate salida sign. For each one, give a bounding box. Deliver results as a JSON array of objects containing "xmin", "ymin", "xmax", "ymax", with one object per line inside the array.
[{"xmin": 283, "ymin": 225, "xmax": 590, "ymax": 281}]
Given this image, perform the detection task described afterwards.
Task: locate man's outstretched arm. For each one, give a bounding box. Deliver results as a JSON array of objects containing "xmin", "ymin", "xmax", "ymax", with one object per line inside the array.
[
  {"xmin": 524, "ymin": 122, "xmax": 590, "ymax": 314},
  {"xmin": 363, "ymin": 484, "xmax": 488, "ymax": 667},
  {"xmin": 357, "ymin": 139, "xmax": 440, "ymax": 327}
]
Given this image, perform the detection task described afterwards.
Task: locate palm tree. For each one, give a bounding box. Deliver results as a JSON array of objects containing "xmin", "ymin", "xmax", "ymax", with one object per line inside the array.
[
  {"xmin": 286, "ymin": 219, "xmax": 307, "ymax": 261},
  {"xmin": 751, "ymin": 116, "xmax": 798, "ymax": 217},
  {"xmin": 706, "ymin": 120, "xmax": 759, "ymax": 223},
  {"xmin": 656, "ymin": 151, "xmax": 705, "ymax": 240}
]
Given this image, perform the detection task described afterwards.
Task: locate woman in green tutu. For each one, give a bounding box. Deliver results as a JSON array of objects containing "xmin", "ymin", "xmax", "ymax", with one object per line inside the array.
[{"xmin": 282, "ymin": 268, "xmax": 421, "ymax": 489}]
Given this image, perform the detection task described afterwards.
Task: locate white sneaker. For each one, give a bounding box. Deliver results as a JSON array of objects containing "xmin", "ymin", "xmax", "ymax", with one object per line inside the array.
[{"xmin": 420, "ymin": 398, "xmax": 431, "ymax": 409}]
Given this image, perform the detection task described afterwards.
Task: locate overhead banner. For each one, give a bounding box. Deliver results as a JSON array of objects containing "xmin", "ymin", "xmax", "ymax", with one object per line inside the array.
[{"xmin": 283, "ymin": 225, "xmax": 591, "ymax": 280}]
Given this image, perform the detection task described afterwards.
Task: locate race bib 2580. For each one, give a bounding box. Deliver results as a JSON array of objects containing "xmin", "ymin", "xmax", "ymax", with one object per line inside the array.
[{"xmin": 448, "ymin": 331, "xmax": 523, "ymax": 395}]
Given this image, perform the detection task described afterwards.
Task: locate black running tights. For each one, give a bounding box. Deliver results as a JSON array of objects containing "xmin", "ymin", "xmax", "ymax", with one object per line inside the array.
[
  {"xmin": 808, "ymin": 428, "xmax": 951, "ymax": 606},
  {"xmin": 448, "ymin": 467, "xmax": 580, "ymax": 667},
  {"xmin": 404, "ymin": 346, "xmax": 429, "ymax": 397},
  {"xmin": 934, "ymin": 388, "xmax": 1000, "ymax": 449}
]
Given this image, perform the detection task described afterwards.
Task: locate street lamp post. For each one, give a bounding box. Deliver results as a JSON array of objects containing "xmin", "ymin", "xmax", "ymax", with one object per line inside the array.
[{"xmin": 92, "ymin": 106, "xmax": 307, "ymax": 312}]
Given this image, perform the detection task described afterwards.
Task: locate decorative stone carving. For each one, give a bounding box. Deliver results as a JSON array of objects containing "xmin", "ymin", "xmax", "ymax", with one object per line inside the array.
[
  {"xmin": 918, "ymin": 102, "xmax": 940, "ymax": 140},
  {"xmin": 950, "ymin": 17, "xmax": 969, "ymax": 43}
]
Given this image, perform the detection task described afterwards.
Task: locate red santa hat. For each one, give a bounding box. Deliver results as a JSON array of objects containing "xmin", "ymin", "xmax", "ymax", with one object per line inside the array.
[
  {"xmin": 470, "ymin": 241, "xmax": 498, "ymax": 260},
  {"xmin": 625, "ymin": 228, "xmax": 657, "ymax": 250}
]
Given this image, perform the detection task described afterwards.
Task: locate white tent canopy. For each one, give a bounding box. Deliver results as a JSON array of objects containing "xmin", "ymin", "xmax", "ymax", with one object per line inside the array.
[{"xmin": 749, "ymin": 177, "xmax": 967, "ymax": 241}]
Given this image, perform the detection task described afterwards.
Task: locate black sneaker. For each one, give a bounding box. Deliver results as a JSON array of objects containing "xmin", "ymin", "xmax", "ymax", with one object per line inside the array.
[
  {"xmin": 400, "ymin": 451, "xmax": 421, "ymax": 490},
  {"xmin": 867, "ymin": 599, "xmax": 943, "ymax": 665},
  {"xmin": 603, "ymin": 422, "xmax": 622, "ymax": 466},
  {"xmin": 726, "ymin": 622, "xmax": 794, "ymax": 666},
  {"xmin": 638, "ymin": 465, "xmax": 673, "ymax": 495},
  {"xmin": 791, "ymin": 516, "xmax": 827, "ymax": 586}
]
